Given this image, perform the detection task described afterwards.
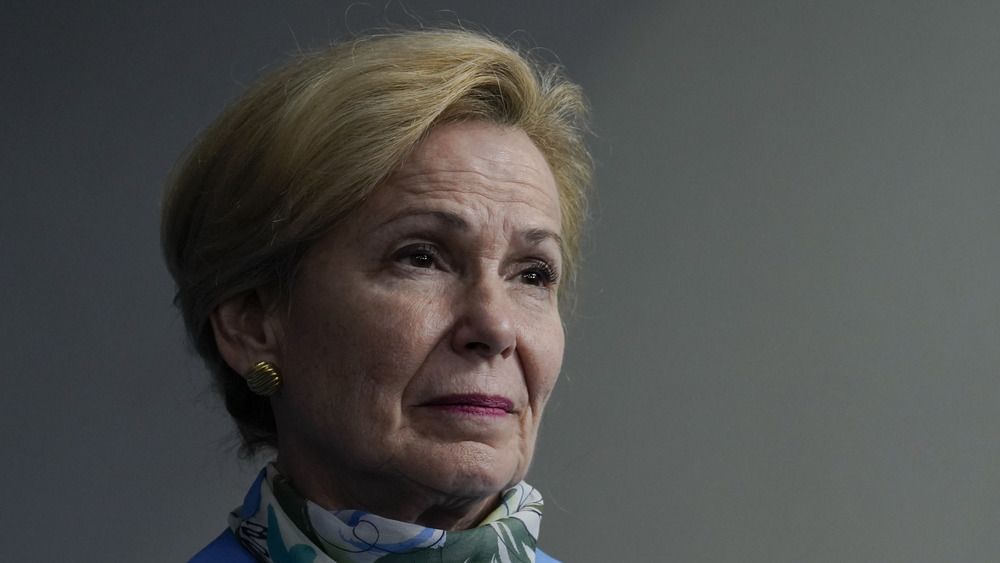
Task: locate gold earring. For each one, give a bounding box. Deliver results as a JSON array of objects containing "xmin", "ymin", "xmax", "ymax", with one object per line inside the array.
[{"xmin": 245, "ymin": 361, "xmax": 281, "ymax": 396}]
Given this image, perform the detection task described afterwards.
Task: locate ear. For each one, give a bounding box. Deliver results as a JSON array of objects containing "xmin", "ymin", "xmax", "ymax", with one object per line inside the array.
[{"xmin": 210, "ymin": 289, "xmax": 284, "ymax": 376}]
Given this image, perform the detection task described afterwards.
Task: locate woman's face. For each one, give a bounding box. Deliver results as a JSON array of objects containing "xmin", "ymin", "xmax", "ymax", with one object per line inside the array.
[{"xmin": 269, "ymin": 121, "xmax": 565, "ymax": 521}]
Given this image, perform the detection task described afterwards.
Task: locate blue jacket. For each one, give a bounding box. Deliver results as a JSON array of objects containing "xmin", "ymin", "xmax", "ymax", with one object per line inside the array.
[{"xmin": 190, "ymin": 528, "xmax": 562, "ymax": 562}]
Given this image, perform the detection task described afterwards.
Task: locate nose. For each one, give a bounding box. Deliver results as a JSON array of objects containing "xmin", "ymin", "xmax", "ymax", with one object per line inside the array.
[{"xmin": 451, "ymin": 276, "xmax": 517, "ymax": 359}]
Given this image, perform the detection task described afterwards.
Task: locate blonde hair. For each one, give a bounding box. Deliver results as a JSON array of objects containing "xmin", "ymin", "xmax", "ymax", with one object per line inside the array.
[{"xmin": 161, "ymin": 28, "xmax": 592, "ymax": 455}]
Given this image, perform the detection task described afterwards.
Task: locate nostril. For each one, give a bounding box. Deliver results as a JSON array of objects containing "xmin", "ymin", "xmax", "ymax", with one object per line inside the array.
[{"xmin": 464, "ymin": 341, "xmax": 491, "ymax": 353}]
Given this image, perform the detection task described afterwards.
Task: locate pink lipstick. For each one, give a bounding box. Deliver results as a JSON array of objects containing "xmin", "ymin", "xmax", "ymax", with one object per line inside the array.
[{"xmin": 424, "ymin": 394, "xmax": 514, "ymax": 417}]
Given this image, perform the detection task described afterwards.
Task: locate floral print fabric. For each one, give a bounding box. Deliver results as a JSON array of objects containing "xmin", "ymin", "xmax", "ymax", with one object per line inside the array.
[{"xmin": 230, "ymin": 464, "xmax": 544, "ymax": 563}]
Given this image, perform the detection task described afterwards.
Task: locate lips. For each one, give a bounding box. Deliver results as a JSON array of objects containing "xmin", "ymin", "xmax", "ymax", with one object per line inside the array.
[{"xmin": 423, "ymin": 394, "xmax": 514, "ymax": 416}]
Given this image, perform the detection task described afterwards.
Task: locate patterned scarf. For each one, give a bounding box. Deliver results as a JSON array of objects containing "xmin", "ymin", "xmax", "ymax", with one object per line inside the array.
[{"xmin": 230, "ymin": 464, "xmax": 545, "ymax": 563}]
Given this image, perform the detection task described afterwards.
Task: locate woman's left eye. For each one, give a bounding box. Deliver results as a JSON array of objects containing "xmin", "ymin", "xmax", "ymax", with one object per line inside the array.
[{"xmin": 519, "ymin": 262, "xmax": 559, "ymax": 287}]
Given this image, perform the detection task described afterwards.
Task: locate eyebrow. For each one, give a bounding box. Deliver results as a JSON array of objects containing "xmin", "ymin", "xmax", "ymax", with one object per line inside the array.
[
  {"xmin": 524, "ymin": 227, "xmax": 565, "ymax": 258},
  {"xmin": 375, "ymin": 209, "xmax": 470, "ymax": 232}
]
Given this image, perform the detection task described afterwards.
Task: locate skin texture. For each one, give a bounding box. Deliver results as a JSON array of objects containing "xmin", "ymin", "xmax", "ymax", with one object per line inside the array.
[{"xmin": 213, "ymin": 122, "xmax": 564, "ymax": 530}]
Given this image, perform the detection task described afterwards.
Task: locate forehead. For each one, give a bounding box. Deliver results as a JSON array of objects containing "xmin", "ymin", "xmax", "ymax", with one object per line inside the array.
[{"xmin": 373, "ymin": 122, "xmax": 561, "ymax": 225}]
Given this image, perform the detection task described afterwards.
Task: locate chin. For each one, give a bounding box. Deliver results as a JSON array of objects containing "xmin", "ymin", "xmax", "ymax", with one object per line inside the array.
[{"xmin": 420, "ymin": 440, "xmax": 530, "ymax": 499}]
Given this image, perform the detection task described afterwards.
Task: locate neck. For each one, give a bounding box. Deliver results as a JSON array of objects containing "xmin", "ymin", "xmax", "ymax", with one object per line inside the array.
[{"xmin": 273, "ymin": 454, "xmax": 502, "ymax": 531}]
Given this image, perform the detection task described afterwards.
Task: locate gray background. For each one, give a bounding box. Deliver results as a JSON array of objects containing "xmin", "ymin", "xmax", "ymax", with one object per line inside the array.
[{"xmin": 3, "ymin": 1, "xmax": 999, "ymax": 561}]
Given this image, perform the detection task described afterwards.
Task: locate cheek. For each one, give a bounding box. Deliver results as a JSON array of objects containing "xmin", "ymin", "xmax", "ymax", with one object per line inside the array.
[
  {"xmin": 526, "ymin": 318, "xmax": 565, "ymax": 408},
  {"xmin": 336, "ymin": 290, "xmax": 450, "ymax": 390},
  {"xmin": 278, "ymin": 294, "xmax": 445, "ymax": 434}
]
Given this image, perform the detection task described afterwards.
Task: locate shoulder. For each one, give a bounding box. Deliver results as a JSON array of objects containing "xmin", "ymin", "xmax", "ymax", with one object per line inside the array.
[
  {"xmin": 188, "ymin": 529, "xmax": 256, "ymax": 563},
  {"xmin": 536, "ymin": 547, "xmax": 563, "ymax": 563}
]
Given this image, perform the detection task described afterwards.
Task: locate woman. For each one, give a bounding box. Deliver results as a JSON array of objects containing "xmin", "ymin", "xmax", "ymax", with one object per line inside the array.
[{"xmin": 162, "ymin": 28, "xmax": 591, "ymax": 563}]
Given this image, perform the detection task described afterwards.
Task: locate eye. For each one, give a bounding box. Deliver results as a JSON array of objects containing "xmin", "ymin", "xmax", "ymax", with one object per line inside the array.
[
  {"xmin": 519, "ymin": 261, "xmax": 560, "ymax": 288},
  {"xmin": 394, "ymin": 243, "xmax": 440, "ymax": 269},
  {"xmin": 409, "ymin": 252, "xmax": 433, "ymax": 268}
]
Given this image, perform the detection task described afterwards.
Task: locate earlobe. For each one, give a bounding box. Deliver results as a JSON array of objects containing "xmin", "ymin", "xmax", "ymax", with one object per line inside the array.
[{"xmin": 210, "ymin": 289, "xmax": 284, "ymax": 376}]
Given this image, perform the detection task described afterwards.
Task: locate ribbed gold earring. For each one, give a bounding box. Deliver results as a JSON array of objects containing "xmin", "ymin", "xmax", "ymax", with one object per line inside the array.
[{"xmin": 245, "ymin": 361, "xmax": 281, "ymax": 396}]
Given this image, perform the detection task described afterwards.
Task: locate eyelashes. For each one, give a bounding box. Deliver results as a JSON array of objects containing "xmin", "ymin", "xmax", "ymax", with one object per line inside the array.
[
  {"xmin": 520, "ymin": 261, "xmax": 560, "ymax": 287},
  {"xmin": 391, "ymin": 243, "xmax": 560, "ymax": 288}
]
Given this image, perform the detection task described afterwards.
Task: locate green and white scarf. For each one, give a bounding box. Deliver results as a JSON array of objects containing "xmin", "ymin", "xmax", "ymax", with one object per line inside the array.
[{"xmin": 230, "ymin": 464, "xmax": 544, "ymax": 563}]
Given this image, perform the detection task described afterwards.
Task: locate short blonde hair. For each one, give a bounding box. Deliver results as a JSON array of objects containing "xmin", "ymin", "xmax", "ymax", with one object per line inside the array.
[{"xmin": 162, "ymin": 28, "xmax": 592, "ymax": 455}]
